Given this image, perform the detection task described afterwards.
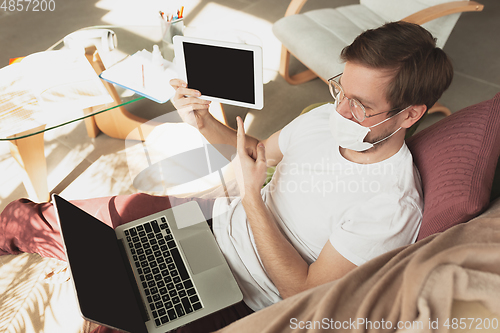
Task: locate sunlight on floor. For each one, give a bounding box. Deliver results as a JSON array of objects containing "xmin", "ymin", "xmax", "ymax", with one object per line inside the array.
[
  {"xmin": 96, "ymin": 0, "xmax": 200, "ymax": 27},
  {"xmin": 96, "ymin": 0, "xmax": 280, "ymax": 83},
  {"xmin": 186, "ymin": 2, "xmax": 280, "ymax": 83},
  {"xmin": 95, "ymin": 0, "xmax": 201, "ymax": 42}
]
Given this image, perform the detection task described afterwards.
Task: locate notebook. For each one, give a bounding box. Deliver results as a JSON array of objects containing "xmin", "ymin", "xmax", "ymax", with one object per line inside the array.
[
  {"xmin": 99, "ymin": 49, "xmax": 177, "ymax": 104},
  {"xmin": 52, "ymin": 194, "xmax": 242, "ymax": 333},
  {"xmin": 173, "ymin": 35, "xmax": 264, "ymax": 110}
]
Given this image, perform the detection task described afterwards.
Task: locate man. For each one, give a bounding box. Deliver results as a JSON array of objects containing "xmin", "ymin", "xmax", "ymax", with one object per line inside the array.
[
  {"xmin": 169, "ymin": 20, "xmax": 453, "ymax": 306},
  {"xmin": 0, "ymin": 21, "xmax": 452, "ymax": 332}
]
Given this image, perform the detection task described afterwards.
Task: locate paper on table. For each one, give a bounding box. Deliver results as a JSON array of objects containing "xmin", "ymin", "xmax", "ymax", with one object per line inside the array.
[
  {"xmin": 21, "ymin": 50, "xmax": 113, "ymax": 112},
  {"xmin": 99, "ymin": 49, "xmax": 177, "ymax": 104},
  {"xmin": 0, "ymin": 63, "xmax": 42, "ymax": 138}
]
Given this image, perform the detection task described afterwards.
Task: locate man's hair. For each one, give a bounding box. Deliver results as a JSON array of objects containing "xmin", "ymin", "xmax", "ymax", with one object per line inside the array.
[{"xmin": 340, "ymin": 21, "xmax": 453, "ymax": 113}]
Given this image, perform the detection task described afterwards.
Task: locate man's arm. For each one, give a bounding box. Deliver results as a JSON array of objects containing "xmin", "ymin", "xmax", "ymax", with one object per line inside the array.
[
  {"xmin": 170, "ymin": 79, "xmax": 283, "ymax": 166},
  {"xmin": 235, "ymin": 117, "xmax": 356, "ymax": 298}
]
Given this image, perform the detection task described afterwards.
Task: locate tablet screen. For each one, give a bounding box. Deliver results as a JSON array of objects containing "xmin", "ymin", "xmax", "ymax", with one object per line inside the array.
[
  {"xmin": 183, "ymin": 42, "xmax": 255, "ymax": 104},
  {"xmin": 174, "ymin": 36, "xmax": 263, "ymax": 110}
]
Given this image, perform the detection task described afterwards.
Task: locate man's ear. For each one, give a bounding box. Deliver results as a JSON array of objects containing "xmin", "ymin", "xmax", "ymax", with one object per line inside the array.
[{"xmin": 401, "ymin": 104, "xmax": 427, "ymax": 129}]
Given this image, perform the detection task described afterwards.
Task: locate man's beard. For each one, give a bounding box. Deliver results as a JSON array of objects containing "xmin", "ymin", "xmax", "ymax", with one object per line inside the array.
[{"xmin": 360, "ymin": 125, "xmax": 400, "ymax": 153}]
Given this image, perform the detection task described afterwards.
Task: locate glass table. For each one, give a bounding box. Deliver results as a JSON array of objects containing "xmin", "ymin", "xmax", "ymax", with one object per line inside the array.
[{"xmin": 0, "ymin": 25, "xmax": 229, "ymax": 201}]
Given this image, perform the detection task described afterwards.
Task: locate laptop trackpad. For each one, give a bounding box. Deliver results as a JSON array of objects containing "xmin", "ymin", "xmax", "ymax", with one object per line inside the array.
[{"xmin": 180, "ymin": 233, "xmax": 224, "ymax": 275}]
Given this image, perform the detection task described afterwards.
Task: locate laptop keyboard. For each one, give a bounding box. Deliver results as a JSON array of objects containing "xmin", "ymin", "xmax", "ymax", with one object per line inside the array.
[{"xmin": 124, "ymin": 216, "xmax": 203, "ymax": 327}]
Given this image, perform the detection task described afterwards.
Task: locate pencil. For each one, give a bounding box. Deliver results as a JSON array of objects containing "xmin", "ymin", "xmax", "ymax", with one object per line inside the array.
[{"xmin": 142, "ymin": 64, "xmax": 145, "ymax": 88}]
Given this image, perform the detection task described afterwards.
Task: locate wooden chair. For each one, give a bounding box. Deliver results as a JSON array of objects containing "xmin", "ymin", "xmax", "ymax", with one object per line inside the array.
[{"xmin": 273, "ymin": 0, "xmax": 484, "ymax": 116}]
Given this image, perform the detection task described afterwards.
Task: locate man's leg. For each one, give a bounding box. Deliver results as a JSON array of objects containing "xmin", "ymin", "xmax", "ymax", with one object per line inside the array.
[{"xmin": 0, "ymin": 193, "xmax": 215, "ymax": 261}]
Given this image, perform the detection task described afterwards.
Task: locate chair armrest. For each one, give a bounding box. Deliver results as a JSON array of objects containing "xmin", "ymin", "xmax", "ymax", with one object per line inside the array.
[
  {"xmin": 402, "ymin": 1, "xmax": 484, "ymax": 25},
  {"xmin": 284, "ymin": 0, "xmax": 309, "ymax": 17}
]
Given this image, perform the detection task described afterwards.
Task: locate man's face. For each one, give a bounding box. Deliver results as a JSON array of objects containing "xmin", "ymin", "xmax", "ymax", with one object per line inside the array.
[{"xmin": 337, "ymin": 62, "xmax": 401, "ymax": 146}]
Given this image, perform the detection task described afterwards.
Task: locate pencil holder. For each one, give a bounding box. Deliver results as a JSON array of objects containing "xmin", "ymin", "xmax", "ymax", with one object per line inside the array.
[{"xmin": 161, "ymin": 18, "xmax": 184, "ymax": 62}]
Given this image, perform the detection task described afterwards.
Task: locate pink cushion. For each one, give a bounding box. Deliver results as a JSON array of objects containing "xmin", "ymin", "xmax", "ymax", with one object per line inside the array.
[{"xmin": 407, "ymin": 93, "xmax": 500, "ymax": 240}]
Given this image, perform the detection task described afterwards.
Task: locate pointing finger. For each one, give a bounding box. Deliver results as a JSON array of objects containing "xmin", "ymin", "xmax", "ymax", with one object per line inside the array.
[{"xmin": 236, "ymin": 116, "xmax": 246, "ymax": 155}]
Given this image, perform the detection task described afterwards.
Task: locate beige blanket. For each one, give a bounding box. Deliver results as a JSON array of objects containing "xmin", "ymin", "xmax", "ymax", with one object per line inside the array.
[{"xmin": 218, "ymin": 199, "xmax": 500, "ymax": 332}]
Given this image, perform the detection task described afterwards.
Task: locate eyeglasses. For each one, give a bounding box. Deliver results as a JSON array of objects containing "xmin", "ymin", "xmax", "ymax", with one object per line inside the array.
[{"xmin": 328, "ymin": 73, "xmax": 407, "ymax": 122}]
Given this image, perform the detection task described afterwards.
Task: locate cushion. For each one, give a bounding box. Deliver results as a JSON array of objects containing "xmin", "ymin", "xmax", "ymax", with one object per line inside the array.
[
  {"xmin": 272, "ymin": 5, "xmax": 385, "ymax": 80},
  {"xmin": 361, "ymin": 0, "xmax": 461, "ymax": 47},
  {"xmin": 272, "ymin": 0, "xmax": 462, "ymax": 81},
  {"xmin": 491, "ymin": 155, "xmax": 500, "ymax": 201},
  {"xmin": 407, "ymin": 92, "xmax": 500, "ymax": 240}
]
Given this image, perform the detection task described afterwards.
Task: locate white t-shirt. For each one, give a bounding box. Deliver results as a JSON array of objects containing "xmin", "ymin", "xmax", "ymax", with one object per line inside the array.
[{"xmin": 212, "ymin": 103, "xmax": 423, "ymax": 311}]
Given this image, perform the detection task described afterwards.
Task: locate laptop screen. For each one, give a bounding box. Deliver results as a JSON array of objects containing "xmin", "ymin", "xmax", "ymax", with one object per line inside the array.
[{"xmin": 54, "ymin": 195, "xmax": 148, "ymax": 333}]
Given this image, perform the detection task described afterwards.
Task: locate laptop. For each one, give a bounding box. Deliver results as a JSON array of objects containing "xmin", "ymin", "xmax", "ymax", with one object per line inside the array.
[
  {"xmin": 52, "ymin": 194, "xmax": 242, "ymax": 333},
  {"xmin": 173, "ymin": 35, "xmax": 264, "ymax": 110}
]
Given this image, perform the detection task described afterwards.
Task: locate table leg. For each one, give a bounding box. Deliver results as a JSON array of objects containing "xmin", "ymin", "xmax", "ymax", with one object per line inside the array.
[
  {"xmin": 82, "ymin": 106, "xmax": 101, "ymax": 138},
  {"xmin": 8, "ymin": 125, "xmax": 49, "ymax": 202},
  {"xmin": 85, "ymin": 47, "xmax": 160, "ymax": 141}
]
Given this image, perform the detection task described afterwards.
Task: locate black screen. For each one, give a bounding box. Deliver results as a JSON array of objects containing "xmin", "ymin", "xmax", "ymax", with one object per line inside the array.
[
  {"xmin": 183, "ymin": 42, "xmax": 255, "ymax": 104},
  {"xmin": 54, "ymin": 195, "xmax": 148, "ymax": 333}
]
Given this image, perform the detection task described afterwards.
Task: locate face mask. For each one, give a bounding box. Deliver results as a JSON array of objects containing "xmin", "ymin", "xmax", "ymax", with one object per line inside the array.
[{"xmin": 329, "ymin": 103, "xmax": 409, "ymax": 152}]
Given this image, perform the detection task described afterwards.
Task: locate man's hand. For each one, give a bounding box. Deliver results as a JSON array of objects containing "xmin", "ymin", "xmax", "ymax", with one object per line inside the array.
[
  {"xmin": 235, "ymin": 116, "xmax": 267, "ymax": 199},
  {"xmin": 169, "ymin": 79, "xmax": 263, "ymax": 163},
  {"xmin": 170, "ymin": 78, "xmax": 212, "ymax": 129}
]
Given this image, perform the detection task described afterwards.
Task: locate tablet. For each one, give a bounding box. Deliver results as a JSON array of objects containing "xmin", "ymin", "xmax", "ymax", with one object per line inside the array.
[{"xmin": 173, "ymin": 35, "xmax": 263, "ymax": 110}]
